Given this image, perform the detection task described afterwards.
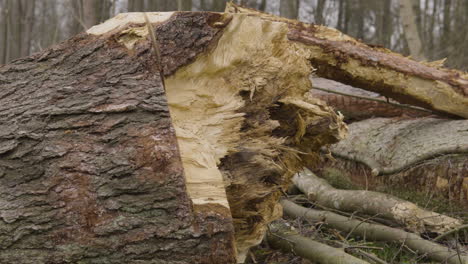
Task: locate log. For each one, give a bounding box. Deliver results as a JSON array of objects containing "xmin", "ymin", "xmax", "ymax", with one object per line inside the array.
[
  {"xmin": 324, "ymin": 117, "xmax": 468, "ymax": 204},
  {"xmin": 293, "ymin": 168, "xmax": 462, "ymax": 233},
  {"xmin": 281, "ymin": 199, "xmax": 468, "ymax": 264},
  {"xmin": 309, "ymin": 77, "xmax": 432, "ymax": 121},
  {"xmin": 227, "ymin": 3, "xmax": 468, "ymax": 118},
  {"xmin": 0, "ymin": 12, "xmax": 346, "ymax": 263}
]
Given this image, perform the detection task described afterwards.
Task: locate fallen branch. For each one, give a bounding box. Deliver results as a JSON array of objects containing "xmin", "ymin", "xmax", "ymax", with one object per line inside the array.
[
  {"xmin": 281, "ymin": 199, "xmax": 468, "ymax": 264},
  {"xmin": 293, "ymin": 168, "xmax": 462, "ymax": 234},
  {"xmin": 434, "ymin": 224, "xmax": 468, "ymax": 242},
  {"xmin": 312, "ymin": 85, "xmax": 435, "ymax": 115},
  {"xmin": 267, "ymin": 222, "xmax": 370, "ymax": 264},
  {"xmin": 309, "ymin": 77, "xmax": 432, "ymax": 120}
]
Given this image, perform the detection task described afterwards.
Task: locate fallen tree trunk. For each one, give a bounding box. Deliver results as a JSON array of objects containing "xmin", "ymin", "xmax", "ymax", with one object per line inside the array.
[
  {"xmin": 227, "ymin": 3, "xmax": 468, "ymax": 118},
  {"xmin": 281, "ymin": 199, "xmax": 468, "ymax": 264},
  {"xmin": 310, "ymin": 77, "xmax": 433, "ymax": 121},
  {"xmin": 323, "ymin": 117, "xmax": 468, "ymax": 204},
  {"xmin": 293, "ymin": 168, "xmax": 462, "ymax": 233},
  {"xmin": 267, "ymin": 222, "xmax": 370, "ymax": 264},
  {"xmin": 0, "ymin": 12, "xmax": 347, "ymax": 263}
]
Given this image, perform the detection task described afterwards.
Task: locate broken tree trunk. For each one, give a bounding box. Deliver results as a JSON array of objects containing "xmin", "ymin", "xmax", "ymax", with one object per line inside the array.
[
  {"xmin": 323, "ymin": 117, "xmax": 468, "ymax": 204},
  {"xmin": 227, "ymin": 3, "xmax": 468, "ymax": 118},
  {"xmin": 0, "ymin": 12, "xmax": 347, "ymax": 263}
]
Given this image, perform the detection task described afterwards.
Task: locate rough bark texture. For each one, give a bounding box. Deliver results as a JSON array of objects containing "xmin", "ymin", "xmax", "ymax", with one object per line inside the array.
[
  {"xmin": 310, "ymin": 77, "xmax": 431, "ymax": 121},
  {"xmin": 399, "ymin": 0, "xmax": 426, "ymax": 61},
  {"xmin": 227, "ymin": 3, "xmax": 468, "ymax": 118},
  {"xmin": 320, "ymin": 117, "xmax": 468, "ymax": 204},
  {"xmin": 0, "ymin": 12, "xmax": 236, "ymax": 264}
]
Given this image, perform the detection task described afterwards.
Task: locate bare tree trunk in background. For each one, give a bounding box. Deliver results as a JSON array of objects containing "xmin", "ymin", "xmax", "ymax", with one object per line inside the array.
[
  {"xmin": 68, "ymin": 0, "xmax": 84, "ymax": 36},
  {"xmin": 337, "ymin": 0, "xmax": 345, "ymax": 31},
  {"xmin": 128, "ymin": 0, "xmax": 144, "ymax": 11},
  {"xmin": 399, "ymin": 0, "xmax": 426, "ymax": 60},
  {"xmin": 96, "ymin": 0, "xmax": 112, "ymax": 23},
  {"xmin": 37, "ymin": 0, "xmax": 60, "ymax": 52},
  {"xmin": 240, "ymin": 0, "xmax": 257, "ymax": 8},
  {"xmin": 151, "ymin": 0, "xmax": 177, "ymax": 11},
  {"xmin": 200, "ymin": 0, "xmax": 207, "ymax": 10},
  {"xmin": 442, "ymin": 0, "xmax": 452, "ymax": 40},
  {"xmin": 258, "ymin": 0, "xmax": 267, "ymax": 11},
  {"xmin": 376, "ymin": 0, "xmax": 392, "ymax": 46},
  {"xmin": 212, "ymin": 0, "xmax": 229, "ymax": 11},
  {"xmin": 82, "ymin": 0, "xmax": 98, "ymax": 29},
  {"xmin": 177, "ymin": 0, "xmax": 192, "ymax": 11},
  {"xmin": 81, "ymin": 0, "xmax": 111, "ymax": 28},
  {"xmin": 20, "ymin": 0, "xmax": 35, "ymax": 57},
  {"xmin": 280, "ymin": 0, "xmax": 299, "ymax": 19},
  {"xmin": 427, "ymin": 0, "xmax": 439, "ymax": 56},
  {"xmin": 355, "ymin": 0, "xmax": 364, "ymax": 40},
  {"xmin": 8, "ymin": 0, "xmax": 22, "ymax": 60},
  {"xmin": 337, "ymin": 0, "xmax": 350, "ymax": 33},
  {"xmin": 0, "ymin": 0, "xmax": 10, "ymax": 64},
  {"xmin": 314, "ymin": 0, "xmax": 326, "ymax": 24}
]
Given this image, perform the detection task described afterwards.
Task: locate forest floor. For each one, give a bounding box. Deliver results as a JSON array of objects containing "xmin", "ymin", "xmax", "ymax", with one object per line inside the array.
[{"xmin": 246, "ymin": 172, "xmax": 468, "ymax": 264}]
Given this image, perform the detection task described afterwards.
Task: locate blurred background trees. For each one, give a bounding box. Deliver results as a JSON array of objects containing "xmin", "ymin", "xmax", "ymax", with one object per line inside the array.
[{"xmin": 0, "ymin": 0, "xmax": 466, "ymax": 70}]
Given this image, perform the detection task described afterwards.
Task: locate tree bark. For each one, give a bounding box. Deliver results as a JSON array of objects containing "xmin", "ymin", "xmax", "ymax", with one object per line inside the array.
[
  {"xmin": 399, "ymin": 0, "xmax": 426, "ymax": 60},
  {"xmin": 310, "ymin": 77, "xmax": 432, "ymax": 120},
  {"xmin": 0, "ymin": 11, "xmax": 347, "ymax": 263}
]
